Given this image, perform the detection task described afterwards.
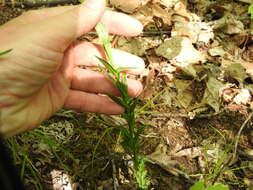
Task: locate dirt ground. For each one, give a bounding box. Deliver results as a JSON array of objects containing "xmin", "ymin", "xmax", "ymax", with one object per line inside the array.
[{"xmin": 1, "ymin": 0, "xmax": 253, "ymax": 189}]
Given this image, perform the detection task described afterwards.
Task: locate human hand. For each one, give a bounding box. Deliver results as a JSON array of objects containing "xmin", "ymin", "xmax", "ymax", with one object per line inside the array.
[{"xmin": 0, "ymin": 0, "xmax": 144, "ymax": 137}]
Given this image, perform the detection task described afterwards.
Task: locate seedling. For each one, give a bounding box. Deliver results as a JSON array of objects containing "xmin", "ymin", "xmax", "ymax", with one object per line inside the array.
[{"xmin": 95, "ymin": 22, "xmax": 150, "ymax": 189}]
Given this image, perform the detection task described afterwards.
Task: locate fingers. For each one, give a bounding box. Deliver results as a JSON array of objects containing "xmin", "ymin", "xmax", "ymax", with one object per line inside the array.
[
  {"xmin": 63, "ymin": 90, "xmax": 124, "ymax": 114},
  {"xmin": 69, "ymin": 42, "xmax": 145, "ymax": 75},
  {"xmin": 101, "ymin": 11, "xmax": 143, "ymax": 36},
  {"xmin": 21, "ymin": 0, "xmax": 105, "ymax": 52},
  {"xmin": 18, "ymin": 8, "xmax": 143, "ymax": 37},
  {"xmin": 71, "ymin": 68, "xmax": 143, "ymax": 97}
]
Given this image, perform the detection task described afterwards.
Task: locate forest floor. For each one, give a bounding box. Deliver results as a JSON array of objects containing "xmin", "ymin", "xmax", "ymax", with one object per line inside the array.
[{"xmin": 1, "ymin": 0, "xmax": 253, "ymax": 189}]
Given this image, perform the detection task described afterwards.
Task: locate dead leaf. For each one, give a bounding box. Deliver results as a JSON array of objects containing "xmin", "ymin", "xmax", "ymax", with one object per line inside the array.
[
  {"xmin": 173, "ymin": 147, "xmax": 202, "ymax": 158},
  {"xmin": 117, "ymin": 37, "xmax": 157, "ymax": 56},
  {"xmin": 233, "ymin": 89, "xmax": 251, "ymax": 105},
  {"xmin": 204, "ymin": 76, "xmax": 225, "ymax": 112},
  {"xmin": 155, "ymin": 36, "xmax": 205, "ymax": 67},
  {"xmin": 214, "ymin": 14, "xmax": 245, "ymax": 35},
  {"xmin": 132, "ymin": 3, "xmax": 173, "ymax": 26},
  {"xmin": 146, "ymin": 144, "xmax": 178, "ymax": 175},
  {"xmin": 174, "ymin": 79, "xmax": 193, "ymax": 108},
  {"xmin": 208, "ymin": 46, "xmax": 226, "ymax": 57},
  {"xmin": 223, "ymin": 63, "xmax": 248, "ymax": 87},
  {"xmin": 109, "ymin": 0, "xmax": 150, "ymax": 13}
]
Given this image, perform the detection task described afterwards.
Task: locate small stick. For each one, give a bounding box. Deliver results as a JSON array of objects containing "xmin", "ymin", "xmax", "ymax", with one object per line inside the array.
[
  {"xmin": 112, "ymin": 158, "xmax": 118, "ymax": 190},
  {"xmin": 211, "ymin": 111, "xmax": 253, "ymax": 185},
  {"xmin": 231, "ymin": 111, "xmax": 253, "ymax": 164}
]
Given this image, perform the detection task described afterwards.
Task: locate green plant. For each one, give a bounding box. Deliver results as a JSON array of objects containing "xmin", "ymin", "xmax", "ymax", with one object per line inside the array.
[
  {"xmin": 95, "ymin": 22, "xmax": 150, "ymax": 189},
  {"xmin": 190, "ymin": 180, "xmax": 229, "ymax": 190}
]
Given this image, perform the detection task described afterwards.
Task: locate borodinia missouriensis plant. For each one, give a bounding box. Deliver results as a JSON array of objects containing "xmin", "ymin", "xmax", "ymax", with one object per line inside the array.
[
  {"xmin": 78, "ymin": 0, "xmax": 150, "ymax": 188},
  {"xmin": 95, "ymin": 22, "xmax": 150, "ymax": 189}
]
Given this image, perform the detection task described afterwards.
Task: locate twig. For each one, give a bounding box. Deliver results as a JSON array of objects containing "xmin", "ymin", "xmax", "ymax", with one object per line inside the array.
[
  {"xmin": 211, "ymin": 111, "xmax": 253, "ymax": 185},
  {"xmin": 231, "ymin": 111, "xmax": 253, "ymax": 164},
  {"xmin": 2, "ymin": 0, "xmax": 78, "ymax": 7},
  {"xmin": 147, "ymin": 157, "xmax": 194, "ymax": 184},
  {"xmin": 151, "ymin": 113, "xmax": 189, "ymax": 118},
  {"xmin": 111, "ymin": 158, "xmax": 118, "ymax": 190}
]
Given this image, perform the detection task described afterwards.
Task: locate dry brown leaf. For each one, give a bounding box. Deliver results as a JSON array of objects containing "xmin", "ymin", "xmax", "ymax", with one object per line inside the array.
[
  {"xmin": 208, "ymin": 46, "xmax": 226, "ymax": 57},
  {"xmin": 214, "ymin": 14, "xmax": 245, "ymax": 35},
  {"xmin": 152, "ymin": 0, "xmax": 180, "ymax": 8},
  {"xmin": 173, "ymin": 147, "xmax": 202, "ymax": 158},
  {"xmin": 146, "ymin": 144, "xmax": 178, "ymax": 175},
  {"xmin": 109, "ymin": 0, "xmax": 150, "ymax": 13},
  {"xmin": 132, "ymin": 3, "xmax": 173, "ymax": 26},
  {"xmin": 171, "ymin": 2, "xmax": 214, "ymax": 43}
]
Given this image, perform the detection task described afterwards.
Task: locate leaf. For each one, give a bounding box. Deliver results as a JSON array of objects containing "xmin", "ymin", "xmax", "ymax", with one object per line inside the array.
[
  {"xmin": 95, "ymin": 22, "xmax": 114, "ymax": 65},
  {"xmin": 208, "ymin": 183, "xmax": 230, "ymax": 190},
  {"xmin": 223, "ymin": 63, "xmax": 248, "ymax": 87},
  {"xmin": 249, "ymin": 4, "xmax": 253, "ymax": 20},
  {"xmin": 182, "ymin": 65, "xmax": 197, "ymax": 78},
  {"xmin": 116, "ymin": 66, "xmax": 136, "ymax": 73},
  {"xmin": 203, "ymin": 76, "xmax": 225, "ymax": 112},
  {"xmin": 174, "ymin": 79, "xmax": 193, "ymax": 108},
  {"xmin": 135, "ymin": 157, "xmax": 150, "ymax": 189},
  {"xmin": 115, "ymin": 79, "xmax": 129, "ymax": 99},
  {"xmin": 107, "ymin": 94, "xmax": 128, "ymax": 108},
  {"xmin": 96, "ymin": 56, "xmax": 118, "ymax": 77},
  {"xmin": 190, "ymin": 180, "xmax": 205, "ymax": 190},
  {"xmin": 0, "ymin": 49, "xmax": 12, "ymax": 56},
  {"xmin": 190, "ymin": 180, "xmax": 230, "ymax": 190},
  {"xmin": 155, "ymin": 36, "xmax": 183, "ymax": 60}
]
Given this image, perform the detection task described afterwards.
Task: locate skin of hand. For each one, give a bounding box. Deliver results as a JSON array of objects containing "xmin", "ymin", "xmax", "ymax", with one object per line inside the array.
[{"xmin": 0, "ymin": 0, "xmax": 144, "ymax": 138}]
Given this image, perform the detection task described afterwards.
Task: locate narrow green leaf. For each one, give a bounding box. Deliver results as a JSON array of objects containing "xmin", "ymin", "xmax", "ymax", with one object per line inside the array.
[
  {"xmin": 96, "ymin": 56, "xmax": 118, "ymax": 76},
  {"xmin": 116, "ymin": 66, "xmax": 136, "ymax": 73},
  {"xmin": 249, "ymin": 4, "xmax": 253, "ymax": 20},
  {"xmin": 107, "ymin": 94, "xmax": 128, "ymax": 108},
  {"xmin": 0, "ymin": 49, "xmax": 12, "ymax": 56},
  {"xmin": 95, "ymin": 22, "xmax": 114, "ymax": 65}
]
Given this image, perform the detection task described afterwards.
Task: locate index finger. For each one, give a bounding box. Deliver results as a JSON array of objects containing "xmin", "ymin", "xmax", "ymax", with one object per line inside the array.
[{"xmin": 8, "ymin": 6, "xmax": 143, "ymax": 37}]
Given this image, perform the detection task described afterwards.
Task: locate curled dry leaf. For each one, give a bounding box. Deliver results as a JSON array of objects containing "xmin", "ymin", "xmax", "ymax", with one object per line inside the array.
[
  {"xmin": 146, "ymin": 144, "xmax": 179, "ymax": 175},
  {"xmin": 171, "ymin": 2, "xmax": 214, "ymax": 43},
  {"xmin": 132, "ymin": 3, "xmax": 173, "ymax": 26},
  {"xmin": 153, "ymin": 0, "xmax": 180, "ymax": 8},
  {"xmin": 109, "ymin": 0, "xmax": 150, "ymax": 13},
  {"xmin": 213, "ymin": 14, "xmax": 245, "ymax": 35},
  {"xmin": 155, "ymin": 36, "xmax": 206, "ymax": 68},
  {"xmin": 175, "ymin": 37, "xmax": 206, "ymax": 64},
  {"xmin": 116, "ymin": 36, "xmax": 161, "ymax": 56},
  {"xmin": 173, "ymin": 147, "xmax": 202, "ymax": 158},
  {"xmin": 233, "ymin": 89, "xmax": 251, "ymax": 105},
  {"xmin": 220, "ymin": 87, "xmax": 251, "ymax": 111},
  {"xmin": 208, "ymin": 46, "xmax": 226, "ymax": 57}
]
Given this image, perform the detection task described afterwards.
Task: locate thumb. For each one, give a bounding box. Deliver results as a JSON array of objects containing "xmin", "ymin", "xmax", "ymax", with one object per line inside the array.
[{"xmin": 28, "ymin": 0, "xmax": 105, "ymax": 52}]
